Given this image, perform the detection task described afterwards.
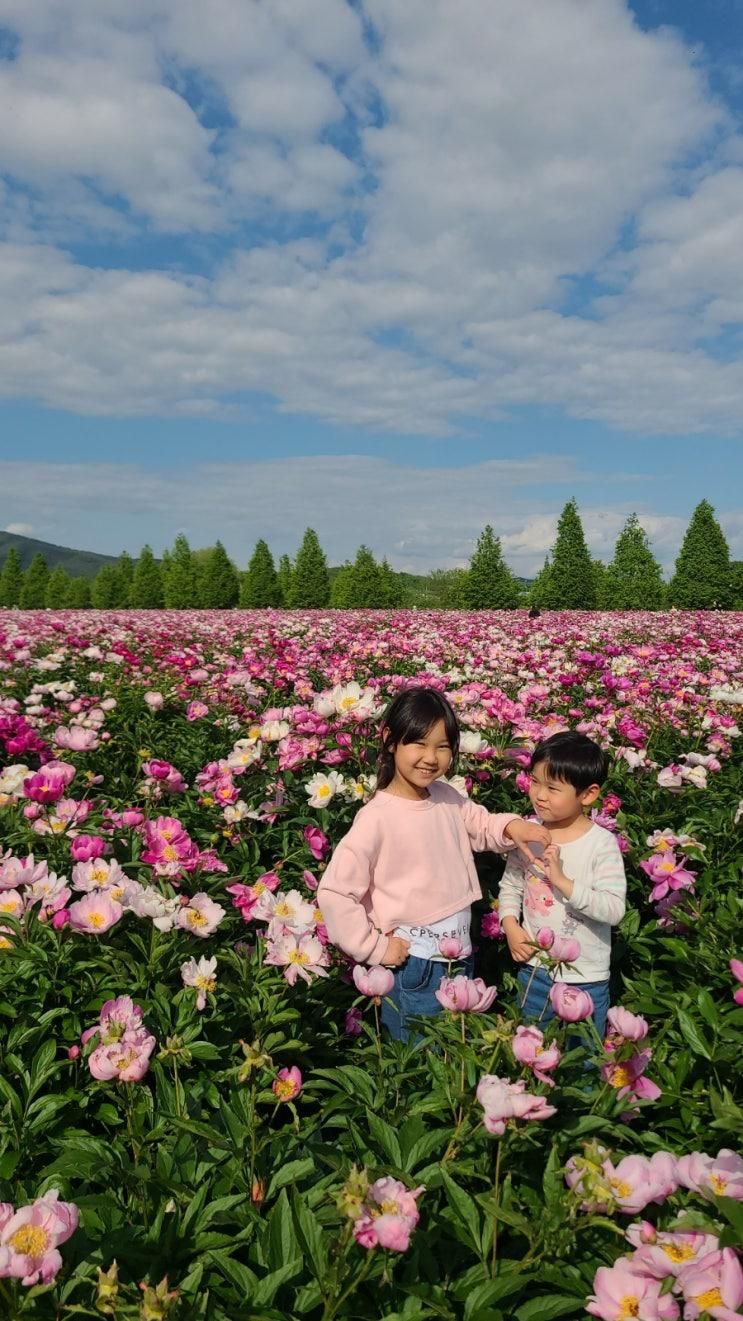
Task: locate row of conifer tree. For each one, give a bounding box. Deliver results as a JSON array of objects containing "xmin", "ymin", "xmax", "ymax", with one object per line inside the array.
[{"xmin": 0, "ymin": 500, "xmax": 740, "ymax": 611}]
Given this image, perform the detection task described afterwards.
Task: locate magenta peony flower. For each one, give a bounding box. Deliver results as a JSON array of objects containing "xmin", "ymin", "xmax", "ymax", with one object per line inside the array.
[
  {"xmin": 186, "ymin": 700, "xmax": 209, "ymax": 721},
  {"xmin": 303, "ymin": 825, "xmax": 330, "ymax": 860},
  {"xmin": 69, "ymin": 835, "xmax": 107, "ymax": 862},
  {"xmin": 549, "ymin": 982, "xmax": 594, "ymax": 1022},
  {"xmin": 481, "ymin": 908, "xmax": 502, "ymax": 938},
  {"xmin": 352, "ymin": 964, "xmax": 395, "ymax": 998},
  {"xmin": 435, "ymin": 975, "xmax": 496, "ymax": 1013},
  {"xmin": 730, "ymin": 958, "xmax": 743, "ymax": 1007}
]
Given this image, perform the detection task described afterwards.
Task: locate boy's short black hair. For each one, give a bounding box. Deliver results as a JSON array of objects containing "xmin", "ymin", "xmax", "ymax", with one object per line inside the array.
[{"xmin": 530, "ymin": 730, "xmax": 609, "ymax": 792}]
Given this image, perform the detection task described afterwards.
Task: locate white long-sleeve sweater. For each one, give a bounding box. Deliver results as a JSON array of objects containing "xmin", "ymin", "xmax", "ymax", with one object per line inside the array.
[{"xmin": 498, "ymin": 823, "xmax": 626, "ymax": 983}]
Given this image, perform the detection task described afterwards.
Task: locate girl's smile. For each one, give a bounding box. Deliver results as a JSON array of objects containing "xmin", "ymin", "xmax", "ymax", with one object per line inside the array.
[{"xmin": 387, "ymin": 717, "xmax": 453, "ymax": 799}]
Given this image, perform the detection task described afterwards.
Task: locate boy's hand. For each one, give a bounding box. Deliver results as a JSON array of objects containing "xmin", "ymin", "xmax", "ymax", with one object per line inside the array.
[
  {"xmin": 381, "ymin": 936, "xmax": 409, "ymax": 967},
  {"xmin": 542, "ymin": 843, "xmax": 573, "ymax": 898},
  {"xmin": 503, "ymin": 920, "xmax": 533, "ymax": 964},
  {"xmin": 504, "ymin": 818, "xmax": 551, "ymax": 864}
]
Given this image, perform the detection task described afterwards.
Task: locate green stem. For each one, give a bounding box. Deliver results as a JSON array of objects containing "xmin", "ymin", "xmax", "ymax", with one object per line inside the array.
[{"xmin": 491, "ymin": 1139, "xmax": 503, "ymax": 1277}]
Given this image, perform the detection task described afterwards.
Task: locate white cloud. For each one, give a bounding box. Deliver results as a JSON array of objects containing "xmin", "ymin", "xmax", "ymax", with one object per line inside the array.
[
  {"xmin": 0, "ymin": 456, "xmax": 739, "ymax": 575},
  {"xmin": 3, "ymin": 522, "xmax": 34, "ymax": 535},
  {"xmin": 0, "ymin": 0, "xmax": 742, "ymax": 436}
]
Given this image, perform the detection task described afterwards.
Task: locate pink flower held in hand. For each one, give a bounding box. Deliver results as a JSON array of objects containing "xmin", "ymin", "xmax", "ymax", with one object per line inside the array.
[
  {"xmin": 536, "ymin": 927, "xmax": 555, "ymax": 949},
  {"xmin": 549, "ymin": 982, "xmax": 594, "ymax": 1022},
  {"xmin": 549, "ymin": 935, "xmax": 581, "ymax": 964},
  {"xmin": 587, "ymin": 1259, "xmax": 680, "ymax": 1320},
  {"xmin": 0, "ymin": 1189, "xmax": 79, "ymax": 1286},
  {"xmin": 352, "ymin": 964, "xmax": 395, "ymax": 998},
  {"xmin": 352, "ymin": 1177, "xmax": 423, "ymax": 1253},
  {"xmin": 435, "ymin": 975, "xmax": 496, "ymax": 1013},
  {"xmin": 272, "ymin": 1066, "xmax": 302, "ymax": 1102}
]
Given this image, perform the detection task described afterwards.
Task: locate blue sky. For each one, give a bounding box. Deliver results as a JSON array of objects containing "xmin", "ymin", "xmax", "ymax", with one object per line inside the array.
[{"xmin": 0, "ymin": 0, "xmax": 741, "ymax": 574}]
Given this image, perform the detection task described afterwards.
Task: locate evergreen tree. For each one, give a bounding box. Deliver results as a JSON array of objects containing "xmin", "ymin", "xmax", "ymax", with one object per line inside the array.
[
  {"xmin": 0, "ymin": 548, "xmax": 24, "ymax": 607},
  {"xmin": 592, "ymin": 559, "xmax": 608, "ymax": 609},
  {"xmin": 117, "ymin": 551, "xmax": 135, "ymax": 604},
  {"xmin": 528, "ymin": 557, "xmax": 554, "ymax": 609},
  {"xmin": 164, "ymin": 534, "xmax": 198, "ymax": 608},
  {"xmin": 20, "ymin": 553, "xmax": 50, "ymax": 609},
  {"xmin": 548, "ymin": 499, "xmax": 596, "ymax": 609},
  {"xmin": 67, "ymin": 577, "xmax": 92, "ymax": 607},
  {"xmin": 604, "ymin": 514, "xmax": 665, "ymax": 610},
  {"xmin": 277, "ymin": 554, "xmax": 293, "ymax": 606},
  {"xmin": 379, "ymin": 558, "xmax": 405, "ymax": 607},
  {"xmin": 288, "ymin": 529, "xmax": 330, "ymax": 608},
  {"xmin": 91, "ymin": 564, "xmax": 125, "ymax": 609},
  {"xmin": 345, "ymin": 546, "xmax": 384, "ymax": 607},
  {"xmin": 668, "ymin": 500, "xmax": 732, "ymax": 609},
  {"xmin": 428, "ymin": 568, "xmax": 470, "ymax": 608},
  {"xmin": 45, "ymin": 565, "xmax": 72, "ymax": 609},
  {"xmin": 242, "ymin": 540, "xmax": 281, "ymax": 607},
  {"xmin": 731, "ymin": 561, "xmax": 743, "ymax": 610},
  {"xmin": 464, "ymin": 525, "xmax": 520, "ymax": 609},
  {"xmin": 198, "ymin": 541, "xmax": 239, "ymax": 608},
  {"xmin": 130, "ymin": 546, "xmax": 164, "ymax": 609},
  {"xmin": 330, "ymin": 563, "xmax": 354, "ymax": 608}
]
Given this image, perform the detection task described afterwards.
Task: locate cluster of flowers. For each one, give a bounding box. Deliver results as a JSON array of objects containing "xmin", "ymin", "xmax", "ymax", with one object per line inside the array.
[
  {"xmin": 588, "ymin": 1230, "xmax": 742, "ymax": 1321},
  {"xmin": 565, "ymin": 1142, "xmax": 743, "ymax": 1217},
  {"xmin": 336, "ymin": 1167, "xmax": 424, "ymax": 1253},
  {"xmin": 476, "ymin": 1074, "xmax": 557, "ymax": 1136},
  {"xmin": 601, "ymin": 1007, "xmax": 661, "ymax": 1109},
  {"xmin": 79, "ymin": 996, "xmax": 156, "ymax": 1082},
  {"xmin": 227, "ymin": 871, "xmax": 330, "ymax": 986},
  {"xmin": 639, "ymin": 828, "xmax": 706, "ymax": 929},
  {"xmin": 0, "ymin": 1190, "xmax": 79, "ymax": 1287},
  {"xmin": 657, "ymin": 752, "xmax": 723, "ymax": 793}
]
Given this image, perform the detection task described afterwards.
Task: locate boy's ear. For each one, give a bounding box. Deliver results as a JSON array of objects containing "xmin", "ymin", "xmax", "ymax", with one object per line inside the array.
[{"xmin": 580, "ymin": 784, "xmax": 602, "ymax": 807}]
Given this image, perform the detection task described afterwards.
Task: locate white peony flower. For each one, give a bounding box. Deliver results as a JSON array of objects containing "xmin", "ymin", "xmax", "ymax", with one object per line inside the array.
[{"xmin": 304, "ymin": 770, "xmax": 345, "ymax": 808}]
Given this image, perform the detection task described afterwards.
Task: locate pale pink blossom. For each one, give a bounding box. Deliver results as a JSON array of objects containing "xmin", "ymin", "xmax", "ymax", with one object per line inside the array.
[
  {"xmin": 586, "ymin": 1259, "xmax": 680, "ymax": 1320},
  {"xmin": 352, "ymin": 964, "xmax": 395, "ymax": 998},
  {"xmin": 68, "ymin": 892, "xmax": 123, "ymax": 935},
  {"xmin": 476, "ymin": 1075, "xmax": 557, "ymax": 1136},
  {"xmin": 511, "ymin": 1024, "xmax": 561, "ymax": 1085},
  {"xmin": 435, "ymin": 975, "xmax": 496, "ymax": 1013},
  {"xmin": 264, "ymin": 929, "xmax": 330, "ymax": 986},
  {"xmin": 605, "ymin": 1007, "xmax": 649, "ymax": 1045},
  {"xmin": 174, "ymin": 893, "xmax": 226, "ymax": 938},
  {"xmin": 352, "ymin": 1177, "xmax": 423, "ymax": 1252},
  {"xmin": 88, "ymin": 1033, "xmax": 156, "ymax": 1083},
  {"xmin": 0, "ymin": 1189, "xmax": 79, "ymax": 1286},
  {"xmin": 549, "ymin": 982, "xmax": 594, "ymax": 1022},
  {"xmin": 730, "ymin": 958, "xmax": 743, "ymax": 1007},
  {"xmin": 180, "ymin": 955, "xmax": 217, "ymax": 1009},
  {"xmin": 627, "ymin": 1227, "xmax": 720, "ymax": 1279},
  {"xmin": 678, "ymin": 1247, "xmax": 743, "ymax": 1320},
  {"xmin": 53, "ymin": 725, "xmax": 100, "ymax": 751},
  {"xmin": 675, "ymin": 1149, "xmax": 743, "ymax": 1201}
]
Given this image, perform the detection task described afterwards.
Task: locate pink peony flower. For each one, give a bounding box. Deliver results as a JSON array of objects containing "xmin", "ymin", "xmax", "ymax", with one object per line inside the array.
[
  {"xmin": 54, "ymin": 726, "xmax": 100, "ymax": 752},
  {"xmin": 587, "ymin": 1259, "xmax": 680, "ymax": 1320},
  {"xmin": 435, "ymin": 975, "xmax": 496, "ymax": 1013},
  {"xmin": 438, "ymin": 936, "xmax": 464, "ymax": 959},
  {"xmin": 186, "ymin": 700, "xmax": 209, "ymax": 721},
  {"xmin": 68, "ymin": 892, "xmax": 123, "ymax": 935},
  {"xmin": 303, "ymin": 825, "xmax": 330, "ymax": 860},
  {"xmin": 0, "ymin": 1189, "xmax": 79, "ymax": 1286},
  {"xmin": 265, "ymin": 929, "xmax": 330, "ymax": 986},
  {"xmin": 143, "ymin": 691, "xmax": 164, "ymax": 710},
  {"xmin": 675, "ymin": 1149, "xmax": 743, "ymax": 1201},
  {"xmin": 88, "ymin": 1032, "xmax": 156, "ymax": 1083},
  {"xmin": 344, "ymin": 1007, "xmax": 363, "ymax": 1036},
  {"xmin": 69, "ymin": 834, "xmax": 107, "ymax": 862},
  {"xmin": 481, "ymin": 907, "xmax": 502, "ymax": 938},
  {"xmin": 476, "ymin": 1075, "xmax": 557, "ymax": 1136},
  {"xmin": 730, "ymin": 958, "xmax": 743, "ymax": 1007},
  {"xmin": 174, "ymin": 893, "xmax": 226, "ymax": 938},
  {"xmin": 352, "ymin": 1177, "xmax": 423, "ymax": 1253},
  {"xmin": 352, "ymin": 964, "xmax": 395, "ymax": 998},
  {"xmin": 678, "ymin": 1247, "xmax": 743, "ymax": 1320},
  {"xmin": 272, "ymin": 1066, "xmax": 302, "ymax": 1102},
  {"xmin": 511, "ymin": 1024, "xmax": 561, "ymax": 1086},
  {"xmin": 627, "ymin": 1227, "xmax": 720, "ymax": 1279},
  {"xmin": 180, "ymin": 955, "xmax": 217, "ymax": 1009},
  {"xmin": 549, "ymin": 982, "xmax": 594, "ymax": 1022},
  {"xmin": 605, "ymin": 1007, "xmax": 649, "ymax": 1045}
]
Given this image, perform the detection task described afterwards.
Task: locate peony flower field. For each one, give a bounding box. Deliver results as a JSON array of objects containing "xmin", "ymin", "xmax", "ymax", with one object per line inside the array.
[{"xmin": 0, "ymin": 607, "xmax": 742, "ymax": 1321}]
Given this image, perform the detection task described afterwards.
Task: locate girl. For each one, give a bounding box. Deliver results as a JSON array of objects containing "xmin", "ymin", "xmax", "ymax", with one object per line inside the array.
[{"xmin": 318, "ymin": 686, "xmax": 550, "ymax": 1040}]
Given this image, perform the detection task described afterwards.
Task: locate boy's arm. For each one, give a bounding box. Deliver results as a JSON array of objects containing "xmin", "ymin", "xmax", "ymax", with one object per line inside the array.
[
  {"xmin": 497, "ymin": 857, "xmax": 534, "ymax": 962},
  {"xmin": 543, "ymin": 834, "xmax": 626, "ymax": 926},
  {"xmin": 317, "ymin": 829, "xmax": 389, "ymax": 965}
]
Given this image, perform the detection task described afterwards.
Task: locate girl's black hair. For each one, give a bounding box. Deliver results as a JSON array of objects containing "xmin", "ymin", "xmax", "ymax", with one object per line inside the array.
[
  {"xmin": 530, "ymin": 730, "xmax": 608, "ymax": 792},
  {"xmin": 377, "ymin": 686, "xmax": 460, "ymax": 790}
]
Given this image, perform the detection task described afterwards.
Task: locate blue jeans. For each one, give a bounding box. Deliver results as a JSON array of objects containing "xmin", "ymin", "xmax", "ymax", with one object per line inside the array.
[
  {"xmin": 381, "ymin": 955, "xmax": 474, "ymax": 1042},
  {"xmin": 516, "ymin": 965, "xmax": 609, "ymax": 1042}
]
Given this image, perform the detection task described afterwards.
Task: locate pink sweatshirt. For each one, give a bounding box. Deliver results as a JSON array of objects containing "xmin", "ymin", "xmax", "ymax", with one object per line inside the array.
[{"xmin": 317, "ymin": 781, "xmax": 519, "ymax": 964}]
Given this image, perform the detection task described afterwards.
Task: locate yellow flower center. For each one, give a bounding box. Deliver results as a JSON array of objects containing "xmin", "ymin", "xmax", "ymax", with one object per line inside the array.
[
  {"xmin": 10, "ymin": 1224, "xmax": 50, "ymax": 1257},
  {"xmin": 317, "ymin": 785, "xmax": 331, "ymax": 800},
  {"xmin": 91, "ymin": 867, "xmax": 108, "ymax": 885},
  {"xmin": 163, "ymin": 845, "xmax": 179, "ymax": 861},
  {"xmin": 608, "ymin": 1065, "xmax": 632, "ymax": 1089},
  {"xmin": 611, "ymin": 1179, "xmax": 633, "ymax": 1198},
  {"xmin": 662, "ymin": 1242, "xmax": 696, "ymax": 1262},
  {"xmin": 694, "ymin": 1288, "xmax": 723, "ymax": 1310},
  {"xmin": 194, "ymin": 974, "xmax": 216, "ymax": 992},
  {"xmin": 0, "ymin": 898, "xmax": 19, "ymax": 912},
  {"xmin": 274, "ymin": 1078, "xmax": 296, "ymax": 1100},
  {"xmin": 617, "ymin": 1298, "xmax": 640, "ymax": 1320},
  {"xmin": 88, "ymin": 912, "xmax": 106, "ymax": 929},
  {"xmin": 0, "ymin": 934, "xmax": 12, "ymax": 949},
  {"xmin": 186, "ymin": 910, "xmax": 208, "ymax": 928},
  {"xmin": 378, "ymin": 1199, "xmax": 399, "ymax": 1215},
  {"xmin": 51, "ymin": 820, "xmax": 66, "ymax": 834},
  {"xmin": 274, "ymin": 900, "xmax": 292, "ymax": 918},
  {"xmin": 710, "ymin": 1173, "xmax": 728, "ymax": 1194},
  {"xmin": 288, "ymin": 949, "xmax": 310, "ymax": 965}
]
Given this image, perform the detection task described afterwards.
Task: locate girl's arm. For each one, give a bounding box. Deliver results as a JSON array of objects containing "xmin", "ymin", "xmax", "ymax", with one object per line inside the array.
[
  {"xmin": 317, "ymin": 832, "xmax": 389, "ymax": 965},
  {"xmin": 458, "ymin": 796, "xmax": 550, "ymax": 859}
]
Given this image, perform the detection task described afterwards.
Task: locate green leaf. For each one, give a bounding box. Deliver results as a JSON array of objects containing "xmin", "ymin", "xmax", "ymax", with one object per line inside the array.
[
  {"xmin": 514, "ymin": 1295, "xmax": 585, "ymax": 1320},
  {"xmin": 266, "ymin": 1188, "xmax": 299, "ymax": 1269},
  {"xmin": 367, "ymin": 1111, "xmax": 403, "ymax": 1167},
  {"xmin": 676, "ymin": 1009, "xmax": 712, "ymax": 1060},
  {"xmin": 440, "ymin": 1167, "xmax": 483, "ymax": 1257},
  {"xmin": 251, "ymin": 1257, "xmax": 303, "ymax": 1307},
  {"xmin": 291, "ymin": 1189, "xmax": 328, "ymax": 1282},
  {"xmin": 266, "ymin": 1157, "xmax": 315, "ymax": 1200}
]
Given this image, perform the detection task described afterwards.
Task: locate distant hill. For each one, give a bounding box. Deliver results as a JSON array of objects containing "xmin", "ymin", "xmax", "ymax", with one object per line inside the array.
[{"xmin": 0, "ymin": 531, "xmax": 117, "ymax": 580}]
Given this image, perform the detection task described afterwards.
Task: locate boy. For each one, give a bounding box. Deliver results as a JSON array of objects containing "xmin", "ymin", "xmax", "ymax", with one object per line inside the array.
[{"xmin": 499, "ymin": 730, "xmax": 626, "ymax": 1039}]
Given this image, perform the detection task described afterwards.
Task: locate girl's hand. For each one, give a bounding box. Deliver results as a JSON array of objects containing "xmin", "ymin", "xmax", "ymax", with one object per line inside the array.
[
  {"xmin": 504, "ymin": 818, "xmax": 551, "ymax": 864},
  {"xmin": 381, "ymin": 936, "xmax": 409, "ymax": 967},
  {"xmin": 504, "ymin": 921, "xmax": 533, "ymax": 963}
]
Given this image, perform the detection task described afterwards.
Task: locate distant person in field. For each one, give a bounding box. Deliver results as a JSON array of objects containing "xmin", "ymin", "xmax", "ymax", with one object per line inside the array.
[
  {"xmin": 499, "ymin": 731, "xmax": 626, "ymax": 1039},
  {"xmin": 318, "ymin": 686, "xmax": 550, "ymax": 1042},
  {"xmin": 528, "ymin": 605, "xmax": 541, "ymax": 619}
]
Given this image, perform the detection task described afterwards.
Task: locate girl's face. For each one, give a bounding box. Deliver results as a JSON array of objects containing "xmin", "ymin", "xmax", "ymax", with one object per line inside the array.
[{"xmin": 388, "ymin": 717, "xmax": 453, "ymax": 799}]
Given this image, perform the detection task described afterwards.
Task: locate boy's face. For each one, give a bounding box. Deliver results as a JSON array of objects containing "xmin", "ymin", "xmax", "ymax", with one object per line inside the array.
[{"xmin": 528, "ymin": 761, "xmax": 600, "ymax": 824}]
